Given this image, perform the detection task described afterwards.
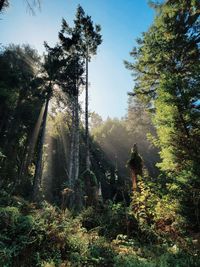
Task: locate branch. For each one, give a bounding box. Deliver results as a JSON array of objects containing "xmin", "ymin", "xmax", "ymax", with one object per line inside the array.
[
  {"xmin": 25, "ymin": 0, "xmax": 41, "ymax": 15},
  {"xmin": 127, "ymin": 88, "xmax": 156, "ymax": 97}
]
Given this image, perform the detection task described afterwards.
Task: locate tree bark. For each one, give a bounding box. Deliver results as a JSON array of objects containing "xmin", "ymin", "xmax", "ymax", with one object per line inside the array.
[
  {"xmin": 68, "ymin": 99, "xmax": 75, "ymax": 187},
  {"xmin": 131, "ymin": 170, "xmax": 137, "ymax": 192},
  {"xmin": 85, "ymin": 53, "xmax": 90, "ymax": 170},
  {"xmin": 74, "ymin": 93, "xmax": 80, "ymax": 181}
]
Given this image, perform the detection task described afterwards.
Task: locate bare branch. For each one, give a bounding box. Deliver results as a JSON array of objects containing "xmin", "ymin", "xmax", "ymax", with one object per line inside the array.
[{"xmin": 24, "ymin": 0, "xmax": 41, "ymax": 15}]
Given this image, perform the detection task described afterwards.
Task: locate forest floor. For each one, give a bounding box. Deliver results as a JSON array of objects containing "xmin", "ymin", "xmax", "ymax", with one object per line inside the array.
[{"xmin": 0, "ymin": 193, "xmax": 200, "ymax": 267}]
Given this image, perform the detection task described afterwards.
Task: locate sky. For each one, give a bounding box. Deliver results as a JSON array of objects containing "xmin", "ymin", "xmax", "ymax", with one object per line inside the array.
[{"xmin": 0, "ymin": 0, "xmax": 155, "ymax": 119}]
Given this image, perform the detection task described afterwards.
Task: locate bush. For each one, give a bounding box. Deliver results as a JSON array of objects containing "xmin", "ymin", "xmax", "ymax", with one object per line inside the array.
[
  {"xmin": 0, "ymin": 202, "xmax": 89, "ymax": 266},
  {"xmin": 0, "ymin": 196, "xmax": 199, "ymax": 267},
  {"xmin": 130, "ymin": 180, "xmax": 185, "ymax": 243},
  {"xmin": 80, "ymin": 202, "xmax": 138, "ymax": 239},
  {"xmin": 88, "ymin": 237, "xmax": 116, "ymax": 266}
]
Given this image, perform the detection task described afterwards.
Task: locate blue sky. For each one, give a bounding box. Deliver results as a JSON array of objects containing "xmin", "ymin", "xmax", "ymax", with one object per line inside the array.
[{"xmin": 0, "ymin": 0, "xmax": 155, "ymax": 119}]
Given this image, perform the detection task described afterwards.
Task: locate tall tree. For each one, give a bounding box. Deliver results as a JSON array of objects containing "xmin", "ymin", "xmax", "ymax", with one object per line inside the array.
[
  {"xmin": 0, "ymin": 45, "xmax": 43, "ymax": 192},
  {"xmin": 59, "ymin": 18, "xmax": 85, "ymax": 186},
  {"xmin": 126, "ymin": 0, "xmax": 200, "ymax": 226},
  {"xmin": 58, "ymin": 5, "xmax": 101, "ymax": 185},
  {"xmin": 74, "ymin": 5, "xmax": 102, "ymax": 171},
  {"xmin": 32, "ymin": 44, "xmax": 62, "ymax": 200}
]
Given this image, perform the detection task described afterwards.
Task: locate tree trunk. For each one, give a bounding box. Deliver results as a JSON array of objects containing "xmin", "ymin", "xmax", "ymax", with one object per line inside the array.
[
  {"xmin": 131, "ymin": 170, "xmax": 137, "ymax": 191},
  {"xmin": 16, "ymin": 133, "xmax": 31, "ymax": 186},
  {"xmin": 85, "ymin": 53, "xmax": 90, "ymax": 170},
  {"xmin": 33, "ymin": 97, "xmax": 49, "ymax": 201},
  {"xmin": 22, "ymin": 105, "xmax": 45, "ymax": 179},
  {"xmin": 68, "ymin": 99, "xmax": 75, "ymax": 187},
  {"xmin": 0, "ymin": 105, "xmax": 8, "ymax": 138},
  {"xmin": 74, "ymin": 93, "xmax": 80, "ymax": 181}
]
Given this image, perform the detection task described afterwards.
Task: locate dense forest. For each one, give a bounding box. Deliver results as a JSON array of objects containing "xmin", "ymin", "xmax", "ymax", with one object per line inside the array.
[{"xmin": 0, "ymin": 0, "xmax": 200, "ymax": 266}]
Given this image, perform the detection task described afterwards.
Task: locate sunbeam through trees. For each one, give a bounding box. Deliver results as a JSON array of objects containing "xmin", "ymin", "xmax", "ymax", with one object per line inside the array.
[{"xmin": 0, "ymin": 1, "xmax": 200, "ymax": 266}]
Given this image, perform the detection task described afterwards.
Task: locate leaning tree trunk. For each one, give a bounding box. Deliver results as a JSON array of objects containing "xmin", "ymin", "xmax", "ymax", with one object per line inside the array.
[
  {"xmin": 21, "ymin": 106, "xmax": 45, "ymax": 180},
  {"xmin": 33, "ymin": 97, "xmax": 49, "ymax": 201},
  {"xmin": 85, "ymin": 53, "xmax": 90, "ymax": 170}
]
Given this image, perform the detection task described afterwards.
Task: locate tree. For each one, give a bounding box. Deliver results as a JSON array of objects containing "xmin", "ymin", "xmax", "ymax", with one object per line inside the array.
[
  {"xmin": 90, "ymin": 111, "xmax": 103, "ymax": 130},
  {"xmin": 59, "ymin": 16, "xmax": 85, "ymax": 188},
  {"xmin": 0, "ymin": 44, "xmax": 43, "ymax": 193},
  {"xmin": 32, "ymin": 43, "xmax": 65, "ymax": 201},
  {"xmin": 0, "ymin": 0, "xmax": 8, "ymax": 12},
  {"xmin": 127, "ymin": 144, "xmax": 143, "ymax": 192},
  {"xmin": 0, "ymin": 0, "xmax": 40, "ymax": 14},
  {"xmin": 74, "ymin": 5, "xmax": 102, "ymax": 171},
  {"xmin": 92, "ymin": 112, "xmax": 159, "ymax": 181},
  {"xmin": 126, "ymin": 0, "xmax": 200, "ymax": 227},
  {"xmin": 58, "ymin": 5, "xmax": 102, "ymax": 190}
]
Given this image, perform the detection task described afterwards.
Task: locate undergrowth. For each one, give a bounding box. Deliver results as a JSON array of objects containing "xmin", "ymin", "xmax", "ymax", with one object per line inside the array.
[{"xmin": 0, "ymin": 190, "xmax": 199, "ymax": 267}]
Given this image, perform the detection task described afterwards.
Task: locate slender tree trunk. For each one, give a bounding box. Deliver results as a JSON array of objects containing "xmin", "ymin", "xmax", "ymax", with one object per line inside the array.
[
  {"xmin": 22, "ymin": 105, "xmax": 45, "ymax": 179},
  {"xmin": 33, "ymin": 97, "xmax": 49, "ymax": 201},
  {"xmin": 74, "ymin": 93, "xmax": 79, "ymax": 181},
  {"xmin": 17, "ymin": 133, "xmax": 31, "ymax": 184},
  {"xmin": 85, "ymin": 52, "xmax": 90, "ymax": 170},
  {"xmin": 68, "ymin": 100, "xmax": 75, "ymax": 187}
]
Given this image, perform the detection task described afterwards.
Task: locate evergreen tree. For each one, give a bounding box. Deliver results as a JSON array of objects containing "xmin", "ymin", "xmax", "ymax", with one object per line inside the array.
[
  {"xmin": 74, "ymin": 5, "xmax": 102, "ymax": 171},
  {"xmin": 58, "ymin": 5, "xmax": 102, "ymax": 190},
  {"xmin": 0, "ymin": 45, "xmax": 43, "ymax": 194},
  {"xmin": 126, "ymin": 0, "xmax": 200, "ymax": 227},
  {"xmin": 58, "ymin": 16, "xmax": 85, "ymax": 188}
]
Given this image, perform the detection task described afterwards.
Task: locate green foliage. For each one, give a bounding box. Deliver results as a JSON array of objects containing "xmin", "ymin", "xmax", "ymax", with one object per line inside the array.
[
  {"xmin": 0, "ymin": 44, "xmax": 43, "ymax": 191},
  {"xmin": 0, "ymin": 196, "xmax": 199, "ymax": 267},
  {"xmin": 80, "ymin": 202, "xmax": 137, "ymax": 239},
  {"xmin": 130, "ymin": 179, "xmax": 185, "ymax": 243},
  {"xmin": 114, "ymin": 251, "xmax": 200, "ymax": 267},
  {"xmin": 126, "ymin": 0, "xmax": 200, "ymax": 228},
  {"xmin": 88, "ymin": 237, "xmax": 116, "ymax": 266},
  {"xmin": 1, "ymin": 2, "xmax": 200, "ymax": 267},
  {"xmin": 0, "ymin": 201, "xmax": 88, "ymax": 266},
  {"xmin": 99, "ymin": 202, "xmax": 130, "ymax": 239}
]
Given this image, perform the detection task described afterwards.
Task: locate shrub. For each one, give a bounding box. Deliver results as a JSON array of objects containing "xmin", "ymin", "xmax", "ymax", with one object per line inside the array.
[{"xmin": 88, "ymin": 237, "xmax": 116, "ymax": 266}]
